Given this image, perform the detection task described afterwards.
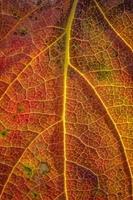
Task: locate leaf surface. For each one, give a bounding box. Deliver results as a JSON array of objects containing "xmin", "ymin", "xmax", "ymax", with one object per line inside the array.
[{"xmin": 0, "ymin": 0, "xmax": 133, "ymax": 199}]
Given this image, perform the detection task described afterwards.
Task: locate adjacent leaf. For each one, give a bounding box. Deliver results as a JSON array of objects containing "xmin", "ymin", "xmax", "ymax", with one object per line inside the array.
[{"xmin": 0, "ymin": 0, "xmax": 133, "ymax": 199}]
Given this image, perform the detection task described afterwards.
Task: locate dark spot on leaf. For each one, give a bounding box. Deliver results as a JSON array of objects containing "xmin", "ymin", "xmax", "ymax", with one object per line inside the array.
[
  {"xmin": 23, "ymin": 164, "xmax": 33, "ymax": 178},
  {"xmin": 96, "ymin": 70, "xmax": 111, "ymax": 81},
  {"xmin": 0, "ymin": 129, "xmax": 9, "ymax": 138},
  {"xmin": 31, "ymin": 191, "xmax": 38, "ymax": 199},
  {"xmin": 12, "ymin": 114, "xmax": 17, "ymax": 120},
  {"xmin": 19, "ymin": 27, "xmax": 28, "ymax": 36},
  {"xmin": 17, "ymin": 104, "xmax": 24, "ymax": 113}
]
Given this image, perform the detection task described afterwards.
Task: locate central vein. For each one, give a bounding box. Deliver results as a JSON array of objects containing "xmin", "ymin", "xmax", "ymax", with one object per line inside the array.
[{"xmin": 62, "ymin": 0, "xmax": 78, "ymax": 199}]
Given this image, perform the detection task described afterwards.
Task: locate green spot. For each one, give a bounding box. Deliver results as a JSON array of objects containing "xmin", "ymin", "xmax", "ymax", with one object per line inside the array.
[
  {"xmin": 23, "ymin": 164, "xmax": 34, "ymax": 178},
  {"xmin": 31, "ymin": 191, "xmax": 38, "ymax": 199},
  {"xmin": 17, "ymin": 104, "xmax": 24, "ymax": 112},
  {"xmin": 0, "ymin": 129, "xmax": 9, "ymax": 138},
  {"xmin": 19, "ymin": 27, "xmax": 28, "ymax": 36},
  {"xmin": 96, "ymin": 70, "xmax": 111, "ymax": 81}
]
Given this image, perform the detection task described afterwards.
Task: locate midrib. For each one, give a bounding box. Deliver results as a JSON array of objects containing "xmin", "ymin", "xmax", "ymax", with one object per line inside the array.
[{"xmin": 62, "ymin": 0, "xmax": 78, "ymax": 199}]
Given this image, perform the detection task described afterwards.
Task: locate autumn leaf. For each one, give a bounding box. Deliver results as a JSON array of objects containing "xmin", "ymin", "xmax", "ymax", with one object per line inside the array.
[{"xmin": 0, "ymin": 0, "xmax": 133, "ymax": 199}]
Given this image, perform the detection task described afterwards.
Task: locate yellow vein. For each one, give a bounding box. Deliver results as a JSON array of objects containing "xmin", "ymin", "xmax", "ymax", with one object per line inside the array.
[
  {"xmin": 93, "ymin": 0, "xmax": 133, "ymax": 52},
  {"xmin": 0, "ymin": 120, "xmax": 61, "ymax": 198},
  {"xmin": 63, "ymin": 0, "xmax": 78, "ymax": 199},
  {"xmin": 0, "ymin": 33, "xmax": 65, "ymax": 101},
  {"xmin": 70, "ymin": 63, "xmax": 133, "ymax": 192}
]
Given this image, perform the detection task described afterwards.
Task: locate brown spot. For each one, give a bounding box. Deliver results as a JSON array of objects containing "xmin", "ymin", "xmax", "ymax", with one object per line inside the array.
[{"xmin": 39, "ymin": 162, "xmax": 50, "ymax": 175}]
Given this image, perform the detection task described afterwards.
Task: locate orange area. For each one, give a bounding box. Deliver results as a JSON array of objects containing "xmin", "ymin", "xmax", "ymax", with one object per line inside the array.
[{"xmin": 0, "ymin": 0, "xmax": 133, "ymax": 199}]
